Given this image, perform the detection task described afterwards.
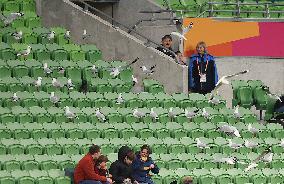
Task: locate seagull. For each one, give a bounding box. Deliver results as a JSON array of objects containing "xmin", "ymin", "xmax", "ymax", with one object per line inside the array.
[
  {"xmin": 279, "ymin": 139, "xmax": 284, "ymax": 147},
  {"xmin": 82, "ymin": 29, "xmax": 92, "ymax": 39},
  {"xmin": 96, "ymin": 108, "xmax": 106, "ymax": 122},
  {"xmin": 168, "ymin": 107, "xmax": 176, "ymax": 119},
  {"xmin": 233, "ymin": 105, "xmax": 241, "ymax": 119},
  {"xmin": 66, "ymin": 79, "xmax": 75, "ymax": 90},
  {"xmin": 184, "ymin": 109, "xmax": 198, "ymax": 119},
  {"xmin": 50, "ymin": 92, "xmax": 60, "ymax": 106},
  {"xmin": 64, "ymin": 30, "xmax": 70, "ymax": 40},
  {"xmin": 52, "ymin": 78, "xmax": 62, "ymax": 88},
  {"xmin": 34, "ymin": 77, "xmax": 42, "ymax": 88},
  {"xmin": 43, "ymin": 63, "xmax": 52, "ymax": 76},
  {"xmin": 228, "ymin": 139, "xmax": 243, "ymax": 149},
  {"xmin": 17, "ymin": 45, "xmax": 31, "ymax": 58},
  {"xmin": 150, "ymin": 108, "xmax": 158, "ymax": 120},
  {"xmin": 248, "ymin": 123, "xmax": 260, "ymax": 135},
  {"xmin": 91, "ymin": 65, "xmax": 98, "ymax": 75},
  {"xmin": 208, "ymin": 93, "xmax": 221, "ymax": 105},
  {"xmin": 65, "ymin": 106, "xmax": 77, "ymax": 120},
  {"xmin": 140, "ymin": 65, "xmax": 156, "ymax": 75},
  {"xmin": 132, "ymin": 75, "xmax": 138, "ymax": 86},
  {"xmin": 11, "ymin": 93, "xmax": 19, "ymax": 102},
  {"xmin": 58, "ymin": 67, "xmax": 65, "ymax": 75},
  {"xmin": 245, "ymin": 147, "xmax": 273, "ymax": 171},
  {"xmin": 133, "ymin": 108, "xmax": 145, "ymax": 118},
  {"xmin": 0, "ymin": 12, "xmax": 24, "ymax": 26},
  {"xmin": 110, "ymin": 66, "xmax": 121, "ymax": 78},
  {"xmin": 211, "ymin": 70, "xmax": 249, "ymax": 95},
  {"xmin": 11, "ymin": 30, "xmax": 23, "ymax": 40},
  {"xmin": 196, "ymin": 138, "xmax": 210, "ymax": 149},
  {"xmin": 268, "ymin": 93, "xmax": 282, "ymax": 103},
  {"xmin": 116, "ymin": 93, "xmax": 124, "ymax": 104},
  {"xmin": 171, "ymin": 21, "xmax": 193, "ymax": 40},
  {"xmin": 43, "ymin": 31, "xmax": 55, "ymax": 40},
  {"xmin": 218, "ymin": 124, "xmax": 241, "ymax": 137},
  {"xmin": 202, "ymin": 108, "xmax": 209, "ymax": 119},
  {"xmin": 244, "ymin": 140, "xmax": 258, "ymax": 149}
]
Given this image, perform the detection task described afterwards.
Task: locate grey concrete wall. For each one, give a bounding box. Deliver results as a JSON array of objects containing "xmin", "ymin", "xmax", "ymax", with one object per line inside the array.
[
  {"xmin": 36, "ymin": 0, "xmax": 188, "ymax": 94},
  {"xmin": 215, "ymin": 57, "xmax": 284, "ymax": 107}
]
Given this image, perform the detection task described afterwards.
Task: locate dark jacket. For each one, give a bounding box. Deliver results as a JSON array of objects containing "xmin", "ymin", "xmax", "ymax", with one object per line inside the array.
[
  {"xmin": 109, "ymin": 146, "xmax": 134, "ymax": 184},
  {"xmin": 188, "ymin": 53, "xmax": 218, "ymax": 94},
  {"xmin": 156, "ymin": 45, "xmax": 176, "ymax": 59},
  {"xmin": 132, "ymin": 153, "xmax": 159, "ymax": 183},
  {"xmin": 74, "ymin": 153, "xmax": 107, "ymax": 184}
]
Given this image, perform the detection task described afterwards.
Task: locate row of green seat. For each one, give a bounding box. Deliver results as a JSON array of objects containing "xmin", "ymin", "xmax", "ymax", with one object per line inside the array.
[
  {"xmin": 0, "ymin": 0, "xmax": 35, "ymax": 12},
  {"xmin": 0, "ymin": 43, "xmax": 102, "ymax": 62}
]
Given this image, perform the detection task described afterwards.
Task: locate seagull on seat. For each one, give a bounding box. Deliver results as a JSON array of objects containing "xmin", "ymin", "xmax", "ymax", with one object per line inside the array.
[
  {"xmin": 58, "ymin": 67, "xmax": 65, "ymax": 75},
  {"xmin": 196, "ymin": 138, "xmax": 210, "ymax": 149},
  {"xmin": 52, "ymin": 78, "xmax": 62, "ymax": 88},
  {"xmin": 228, "ymin": 139, "xmax": 243, "ymax": 149},
  {"xmin": 11, "ymin": 92, "xmax": 19, "ymax": 102},
  {"xmin": 244, "ymin": 139, "xmax": 258, "ymax": 149},
  {"xmin": 116, "ymin": 93, "xmax": 124, "ymax": 104},
  {"xmin": 184, "ymin": 109, "xmax": 198, "ymax": 119},
  {"xmin": 34, "ymin": 77, "xmax": 42, "ymax": 89},
  {"xmin": 43, "ymin": 31, "xmax": 55, "ymax": 40},
  {"xmin": 248, "ymin": 123, "xmax": 260, "ymax": 136},
  {"xmin": 171, "ymin": 21, "xmax": 193, "ymax": 40},
  {"xmin": 233, "ymin": 105, "xmax": 241, "ymax": 119},
  {"xmin": 43, "ymin": 63, "xmax": 52, "ymax": 76},
  {"xmin": 91, "ymin": 65, "xmax": 98, "ymax": 75},
  {"xmin": 64, "ymin": 30, "xmax": 71, "ymax": 40},
  {"xmin": 66, "ymin": 79, "xmax": 75, "ymax": 90},
  {"xmin": 150, "ymin": 108, "xmax": 158, "ymax": 120},
  {"xmin": 218, "ymin": 124, "xmax": 241, "ymax": 137},
  {"xmin": 65, "ymin": 106, "xmax": 77, "ymax": 120},
  {"xmin": 133, "ymin": 108, "xmax": 145, "ymax": 118},
  {"xmin": 96, "ymin": 108, "xmax": 106, "ymax": 122},
  {"xmin": 17, "ymin": 45, "xmax": 31, "ymax": 58},
  {"xmin": 50, "ymin": 92, "xmax": 60, "ymax": 106},
  {"xmin": 202, "ymin": 108, "xmax": 209, "ymax": 119}
]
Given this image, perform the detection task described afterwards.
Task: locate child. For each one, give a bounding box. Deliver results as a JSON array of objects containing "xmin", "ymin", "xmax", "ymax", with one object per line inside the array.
[
  {"xmin": 175, "ymin": 51, "xmax": 187, "ymax": 65},
  {"xmin": 94, "ymin": 155, "xmax": 111, "ymax": 178},
  {"xmin": 188, "ymin": 41, "xmax": 218, "ymax": 94}
]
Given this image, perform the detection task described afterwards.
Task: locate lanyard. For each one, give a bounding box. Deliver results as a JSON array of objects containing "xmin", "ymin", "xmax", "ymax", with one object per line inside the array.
[{"xmin": 196, "ymin": 56, "xmax": 208, "ymax": 76}]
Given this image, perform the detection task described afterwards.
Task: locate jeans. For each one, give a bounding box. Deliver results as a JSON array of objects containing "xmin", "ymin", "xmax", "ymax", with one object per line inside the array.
[{"xmin": 79, "ymin": 181, "xmax": 103, "ymax": 184}]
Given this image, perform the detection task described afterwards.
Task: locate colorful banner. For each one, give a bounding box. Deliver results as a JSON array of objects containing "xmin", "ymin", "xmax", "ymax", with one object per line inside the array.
[{"xmin": 183, "ymin": 18, "xmax": 284, "ymax": 57}]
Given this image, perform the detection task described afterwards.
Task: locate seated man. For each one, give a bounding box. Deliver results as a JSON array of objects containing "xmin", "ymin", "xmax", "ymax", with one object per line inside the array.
[
  {"xmin": 74, "ymin": 145, "xmax": 112, "ymax": 184},
  {"xmin": 156, "ymin": 35, "xmax": 176, "ymax": 59},
  {"xmin": 109, "ymin": 146, "xmax": 136, "ymax": 184}
]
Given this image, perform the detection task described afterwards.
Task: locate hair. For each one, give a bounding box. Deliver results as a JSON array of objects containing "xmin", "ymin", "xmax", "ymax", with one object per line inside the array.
[
  {"xmin": 126, "ymin": 150, "xmax": 135, "ymax": 161},
  {"xmin": 182, "ymin": 176, "xmax": 193, "ymax": 184},
  {"xmin": 196, "ymin": 41, "xmax": 207, "ymax": 52},
  {"xmin": 140, "ymin": 144, "xmax": 152, "ymax": 154},
  {"xmin": 89, "ymin": 145, "xmax": 100, "ymax": 155},
  {"xmin": 162, "ymin": 34, "xmax": 172, "ymax": 41},
  {"xmin": 175, "ymin": 51, "xmax": 182, "ymax": 55},
  {"xmin": 96, "ymin": 155, "xmax": 109, "ymax": 166}
]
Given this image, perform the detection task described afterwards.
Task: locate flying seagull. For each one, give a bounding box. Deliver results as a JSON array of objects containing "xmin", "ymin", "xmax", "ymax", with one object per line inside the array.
[
  {"xmin": 268, "ymin": 93, "xmax": 282, "ymax": 103},
  {"xmin": 108, "ymin": 57, "xmax": 140, "ymax": 78},
  {"xmin": 245, "ymin": 147, "xmax": 273, "ymax": 171},
  {"xmin": 140, "ymin": 65, "xmax": 156, "ymax": 75},
  {"xmin": 0, "ymin": 12, "xmax": 24, "ymax": 26},
  {"xmin": 171, "ymin": 21, "xmax": 193, "ymax": 40}
]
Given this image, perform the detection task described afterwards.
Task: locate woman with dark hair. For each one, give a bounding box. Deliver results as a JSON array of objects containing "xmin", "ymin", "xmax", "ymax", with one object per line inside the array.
[
  {"xmin": 109, "ymin": 146, "xmax": 136, "ymax": 184},
  {"xmin": 132, "ymin": 145, "xmax": 159, "ymax": 184}
]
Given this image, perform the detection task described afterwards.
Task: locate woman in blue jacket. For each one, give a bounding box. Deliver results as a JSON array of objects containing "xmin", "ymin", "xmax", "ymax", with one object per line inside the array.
[{"xmin": 132, "ymin": 145, "xmax": 159, "ymax": 184}]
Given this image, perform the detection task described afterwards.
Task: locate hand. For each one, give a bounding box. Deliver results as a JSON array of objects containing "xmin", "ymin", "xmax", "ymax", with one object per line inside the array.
[
  {"xmin": 107, "ymin": 177, "xmax": 113, "ymax": 184},
  {"xmin": 149, "ymin": 164, "xmax": 155, "ymax": 169},
  {"xmin": 133, "ymin": 181, "xmax": 139, "ymax": 184}
]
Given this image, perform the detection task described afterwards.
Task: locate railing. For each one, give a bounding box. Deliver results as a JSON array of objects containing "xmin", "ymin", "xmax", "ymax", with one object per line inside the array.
[{"xmin": 71, "ymin": 0, "xmax": 179, "ymax": 62}]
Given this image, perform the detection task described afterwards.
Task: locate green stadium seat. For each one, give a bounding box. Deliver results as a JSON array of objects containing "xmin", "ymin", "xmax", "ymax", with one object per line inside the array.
[{"xmin": 3, "ymin": 160, "xmax": 21, "ymax": 171}]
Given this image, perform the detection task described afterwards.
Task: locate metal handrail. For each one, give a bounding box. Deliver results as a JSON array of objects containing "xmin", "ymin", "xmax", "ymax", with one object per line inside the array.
[{"xmin": 72, "ymin": 0, "xmax": 179, "ymax": 62}]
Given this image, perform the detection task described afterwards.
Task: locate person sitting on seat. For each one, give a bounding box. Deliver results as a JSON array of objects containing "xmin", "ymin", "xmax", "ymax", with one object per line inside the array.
[
  {"xmin": 74, "ymin": 145, "xmax": 113, "ymax": 184},
  {"xmin": 132, "ymin": 145, "xmax": 159, "ymax": 184},
  {"xmin": 156, "ymin": 35, "xmax": 176, "ymax": 59},
  {"xmin": 94, "ymin": 155, "xmax": 111, "ymax": 178},
  {"xmin": 109, "ymin": 146, "xmax": 136, "ymax": 184}
]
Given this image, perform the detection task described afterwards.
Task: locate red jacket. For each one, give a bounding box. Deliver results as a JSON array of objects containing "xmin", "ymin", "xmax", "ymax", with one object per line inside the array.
[{"xmin": 74, "ymin": 154, "xmax": 107, "ymax": 184}]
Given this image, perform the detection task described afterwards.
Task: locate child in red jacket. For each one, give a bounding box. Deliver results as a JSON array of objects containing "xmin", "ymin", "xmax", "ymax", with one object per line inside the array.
[{"xmin": 94, "ymin": 155, "xmax": 111, "ymax": 178}]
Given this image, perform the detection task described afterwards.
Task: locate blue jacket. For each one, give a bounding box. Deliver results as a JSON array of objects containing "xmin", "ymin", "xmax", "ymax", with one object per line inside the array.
[
  {"xmin": 188, "ymin": 53, "xmax": 218, "ymax": 93},
  {"xmin": 132, "ymin": 154, "xmax": 159, "ymax": 183}
]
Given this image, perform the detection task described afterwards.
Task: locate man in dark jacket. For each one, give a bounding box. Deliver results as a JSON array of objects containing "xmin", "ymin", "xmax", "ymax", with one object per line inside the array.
[
  {"xmin": 132, "ymin": 145, "xmax": 159, "ymax": 184},
  {"xmin": 109, "ymin": 146, "xmax": 136, "ymax": 184},
  {"xmin": 156, "ymin": 35, "xmax": 176, "ymax": 59}
]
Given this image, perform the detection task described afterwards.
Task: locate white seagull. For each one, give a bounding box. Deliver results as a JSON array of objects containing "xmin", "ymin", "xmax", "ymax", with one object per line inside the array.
[
  {"xmin": 17, "ymin": 45, "xmax": 31, "ymax": 57},
  {"xmin": 116, "ymin": 93, "xmax": 124, "ymax": 104},
  {"xmin": 268, "ymin": 93, "xmax": 282, "ymax": 103},
  {"xmin": 110, "ymin": 66, "xmax": 121, "ymax": 78},
  {"xmin": 43, "ymin": 63, "xmax": 52, "ymax": 76},
  {"xmin": 140, "ymin": 65, "xmax": 156, "ymax": 75},
  {"xmin": 202, "ymin": 108, "xmax": 210, "ymax": 119},
  {"xmin": 66, "ymin": 79, "xmax": 75, "ymax": 90},
  {"xmin": 50, "ymin": 92, "xmax": 60, "ymax": 104},
  {"xmin": 133, "ymin": 108, "xmax": 145, "ymax": 118},
  {"xmin": 11, "ymin": 30, "xmax": 23, "ymax": 40},
  {"xmin": 244, "ymin": 140, "xmax": 258, "ymax": 149},
  {"xmin": 11, "ymin": 93, "xmax": 19, "ymax": 102},
  {"xmin": 64, "ymin": 30, "xmax": 70, "ymax": 40},
  {"xmin": 65, "ymin": 106, "xmax": 77, "ymax": 119},
  {"xmin": 52, "ymin": 78, "xmax": 62, "ymax": 88},
  {"xmin": 228, "ymin": 139, "xmax": 243, "ymax": 149},
  {"xmin": 171, "ymin": 21, "xmax": 193, "ymax": 40},
  {"xmin": 45, "ymin": 31, "xmax": 55, "ymax": 40},
  {"xmin": 184, "ymin": 109, "xmax": 198, "ymax": 119},
  {"xmin": 82, "ymin": 29, "xmax": 92, "ymax": 39},
  {"xmin": 91, "ymin": 65, "xmax": 98, "ymax": 75},
  {"xmin": 196, "ymin": 138, "xmax": 210, "ymax": 149},
  {"xmin": 248, "ymin": 123, "xmax": 260, "ymax": 135},
  {"xmin": 34, "ymin": 77, "xmax": 42, "ymax": 87},
  {"xmin": 132, "ymin": 75, "xmax": 138, "ymax": 86},
  {"xmin": 233, "ymin": 105, "xmax": 241, "ymax": 119},
  {"xmin": 96, "ymin": 108, "xmax": 106, "ymax": 122},
  {"xmin": 150, "ymin": 108, "xmax": 158, "ymax": 120},
  {"xmin": 218, "ymin": 124, "xmax": 241, "ymax": 137}
]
